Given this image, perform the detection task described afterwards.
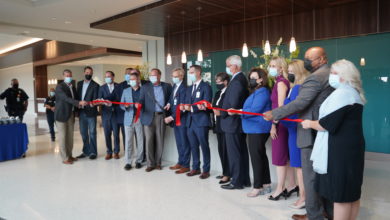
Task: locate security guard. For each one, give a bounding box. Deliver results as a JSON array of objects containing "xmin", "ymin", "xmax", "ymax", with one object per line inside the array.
[
  {"xmin": 0, "ymin": 79, "xmax": 29, "ymax": 122},
  {"xmin": 44, "ymin": 88, "xmax": 56, "ymax": 141}
]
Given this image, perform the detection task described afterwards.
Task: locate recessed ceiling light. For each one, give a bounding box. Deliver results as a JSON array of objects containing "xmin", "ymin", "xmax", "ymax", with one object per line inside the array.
[
  {"xmin": 23, "ymin": 30, "xmax": 30, "ymax": 34},
  {"xmin": 64, "ymin": 21, "xmax": 72, "ymax": 24},
  {"xmin": 51, "ymin": 17, "xmax": 57, "ymax": 21}
]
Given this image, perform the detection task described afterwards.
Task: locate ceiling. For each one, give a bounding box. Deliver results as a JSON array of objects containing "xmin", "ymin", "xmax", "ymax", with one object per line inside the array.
[
  {"xmin": 0, "ymin": 33, "xmax": 36, "ymax": 52},
  {"xmin": 91, "ymin": 0, "xmax": 362, "ymax": 37},
  {"xmin": 0, "ymin": 0, "xmax": 163, "ymax": 52},
  {"xmin": 59, "ymin": 55, "xmax": 143, "ymax": 66}
]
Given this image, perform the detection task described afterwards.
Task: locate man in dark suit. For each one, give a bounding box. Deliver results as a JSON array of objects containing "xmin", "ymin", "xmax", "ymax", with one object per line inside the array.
[
  {"xmin": 98, "ymin": 71, "xmax": 121, "ymax": 160},
  {"xmin": 164, "ymin": 68, "xmax": 191, "ymax": 174},
  {"xmin": 220, "ymin": 55, "xmax": 250, "ymax": 189},
  {"xmin": 264, "ymin": 47, "xmax": 334, "ymax": 220},
  {"xmin": 55, "ymin": 69, "xmax": 87, "ymax": 164},
  {"xmin": 139, "ymin": 68, "xmax": 172, "ymax": 172},
  {"xmin": 184, "ymin": 65, "xmax": 212, "ymax": 179},
  {"xmin": 76, "ymin": 66, "xmax": 100, "ymax": 160}
]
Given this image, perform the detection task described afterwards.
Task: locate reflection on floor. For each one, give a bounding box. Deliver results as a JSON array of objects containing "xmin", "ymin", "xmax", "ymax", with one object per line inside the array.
[{"xmin": 0, "ymin": 115, "xmax": 389, "ymax": 220}]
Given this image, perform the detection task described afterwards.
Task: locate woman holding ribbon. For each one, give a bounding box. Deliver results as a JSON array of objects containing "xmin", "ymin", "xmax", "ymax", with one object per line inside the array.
[{"xmin": 302, "ymin": 59, "xmax": 366, "ymax": 220}]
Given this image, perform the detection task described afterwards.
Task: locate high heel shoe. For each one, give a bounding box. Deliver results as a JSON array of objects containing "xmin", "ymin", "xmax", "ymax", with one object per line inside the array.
[
  {"xmin": 260, "ymin": 186, "xmax": 272, "ymax": 195},
  {"xmin": 286, "ymin": 186, "xmax": 299, "ymax": 198},
  {"xmin": 268, "ymin": 189, "xmax": 287, "ymax": 201}
]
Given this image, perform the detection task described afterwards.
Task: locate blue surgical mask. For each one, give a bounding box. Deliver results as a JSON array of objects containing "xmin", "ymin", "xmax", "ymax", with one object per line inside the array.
[
  {"xmin": 329, "ymin": 74, "xmax": 341, "ymax": 89},
  {"xmin": 129, "ymin": 80, "xmax": 137, "ymax": 87},
  {"xmin": 125, "ymin": 74, "xmax": 131, "ymax": 82},
  {"xmin": 64, "ymin": 77, "xmax": 72, "ymax": 84},
  {"xmin": 105, "ymin": 77, "xmax": 112, "ymax": 84},
  {"xmin": 50, "ymin": 91, "xmax": 55, "ymax": 96},
  {"xmin": 268, "ymin": 67, "xmax": 278, "ymax": 77},
  {"xmin": 149, "ymin": 76, "xmax": 158, "ymax": 84},
  {"xmin": 172, "ymin": 77, "xmax": 181, "ymax": 85},
  {"xmin": 226, "ymin": 67, "xmax": 233, "ymax": 76},
  {"xmin": 189, "ymin": 74, "xmax": 197, "ymax": 82}
]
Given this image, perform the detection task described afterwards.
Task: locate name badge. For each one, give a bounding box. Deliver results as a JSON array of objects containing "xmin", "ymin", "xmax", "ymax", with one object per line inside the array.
[
  {"xmin": 196, "ymin": 91, "xmax": 200, "ymax": 98},
  {"xmin": 174, "ymin": 98, "xmax": 177, "ymax": 105}
]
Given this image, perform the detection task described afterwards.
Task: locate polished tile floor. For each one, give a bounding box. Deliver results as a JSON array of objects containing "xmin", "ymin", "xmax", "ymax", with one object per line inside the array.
[{"xmin": 0, "ymin": 116, "xmax": 389, "ymax": 220}]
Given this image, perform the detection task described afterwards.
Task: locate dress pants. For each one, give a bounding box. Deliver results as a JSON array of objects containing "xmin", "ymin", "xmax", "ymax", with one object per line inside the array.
[
  {"xmin": 225, "ymin": 133, "xmax": 250, "ymax": 187},
  {"xmin": 118, "ymin": 123, "xmax": 126, "ymax": 151},
  {"xmin": 216, "ymin": 132, "xmax": 230, "ymax": 177},
  {"xmin": 174, "ymin": 125, "xmax": 191, "ymax": 168},
  {"xmin": 301, "ymin": 147, "xmax": 334, "ymax": 220},
  {"xmin": 46, "ymin": 111, "xmax": 55, "ymax": 139},
  {"xmin": 144, "ymin": 113, "xmax": 166, "ymax": 167},
  {"xmin": 247, "ymin": 133, "xmax": 271, "ymax": 189},
  {"xmin": 187, "ymin": 125, "xmax": 210, "ymax": 172},
  {"xmin": 57, "ymin": 115, "xmax": 75, "ymax": 161},
  {"xmin": 79, "ymin": 112, "xmax": 97, "ymax": 156},
  {"xmin": 102, "ymin": 116, "xmax": 120, "ymax": 154},
  {"xmin": 124, "ymin": 120, "xmax": 144, "ymax": 164}
]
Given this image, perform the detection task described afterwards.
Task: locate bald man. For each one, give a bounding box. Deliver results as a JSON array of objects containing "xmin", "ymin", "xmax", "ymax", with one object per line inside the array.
[{"xmin": 264, "ymin": 47, "xmax": 334, "ymax": 220}]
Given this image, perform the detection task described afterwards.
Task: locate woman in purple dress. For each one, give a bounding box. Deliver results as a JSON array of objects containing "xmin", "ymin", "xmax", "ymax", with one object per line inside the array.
[{"xmin": 268, "ymin": 57, "xmax": 297, "ymax": 201}]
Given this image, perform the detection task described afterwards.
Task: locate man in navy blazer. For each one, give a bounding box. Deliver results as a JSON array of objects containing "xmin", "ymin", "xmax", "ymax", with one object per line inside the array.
[
  {"xmin": 164, "ymin": 68, "xmax": 191, "ymax": 174},
  {"xmin": 139, "ymin": 68, "xmax": 172, "ymax": 172},
  {"xmin": 184, "ymin": 65, "xmax": 212, "ymax": 179},
  {"xmin": 221, "ymin": 55, "xmax": 250, "ymax": 189},
  {"xmin": 98, "ymin": 71, "xmax": 121, "ymax": 160}
]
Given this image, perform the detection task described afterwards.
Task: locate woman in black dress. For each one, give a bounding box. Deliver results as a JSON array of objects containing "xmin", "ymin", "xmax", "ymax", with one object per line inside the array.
[{"xmin": 302, "ymin": 59, "xmax": 366, "ymax": 220}]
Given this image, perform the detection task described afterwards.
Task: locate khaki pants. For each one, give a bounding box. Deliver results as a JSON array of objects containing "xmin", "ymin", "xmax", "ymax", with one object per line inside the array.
[
  {"xmin": 57, "ymin": 115, "xmax": 75, "ymax": 161},
  {"xmin": 144, "ymin": 113, "xmax": 166, "ymax": 167}
]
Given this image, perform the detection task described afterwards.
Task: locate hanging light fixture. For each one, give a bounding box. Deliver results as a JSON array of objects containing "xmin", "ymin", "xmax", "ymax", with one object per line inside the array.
[
  {"xmin": 289, "ymin": 0, "xmax": 297, "ymax": 53},
  {"xmin": 181, "ymin": 11, "xmax": 187, "ymax": 64},
  {"xmin": 196, "ymin": 7, "xmax": 203, "ymax": 62},
  {"xmin": 166, "ymin": 15, "xmax": 172, "ymax": 65},
  {"xmin": 242, "ymin": 0, "xmax": 248, "ymax": 57},
  {"xmin": 264, "ymin": 0, "xmax": 271, "ymax": 55}
]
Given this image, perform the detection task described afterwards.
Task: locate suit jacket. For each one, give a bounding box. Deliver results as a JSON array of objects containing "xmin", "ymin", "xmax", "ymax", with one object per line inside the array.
[
  {"xmin": 212, "ymin": 89, "xmax": 226, "ymax": 133},
  {"xmin": 221, "ymin": 72, "xmax": 249, "ymax": 133},
  {"xmin": 76, "ymin": 80, "xmax": 99, "ymax": 117},
  {"xmin": 168, "ymin": 82, "xmax": 188, "ymax": 127},
  {"xmin": 98, "ymin": 83, "xmax": 120, "ymax": 122},
  {"xmin": 185, "ymin": 80, "xmax": 212, "ymax": 128},
  {"xmin": 54, "ymin": 82, "xmax": 79, "ymax": 122},
  {"xmin": 139, "ymin": 81, "xmax": 172, "ymax": 126},
  {"xmin": 120, "ymin": 87, "xmax": 135, "ymax": 127},
  {"xmin": 272, "ymin": 64, "xmax": 335, "ymax": 148}
]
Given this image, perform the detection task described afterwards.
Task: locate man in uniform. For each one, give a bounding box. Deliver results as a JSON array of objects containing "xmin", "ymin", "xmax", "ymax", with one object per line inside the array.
[{"xmin": 0, "ymin": 78, "xmax": 29, "ymax": 122}]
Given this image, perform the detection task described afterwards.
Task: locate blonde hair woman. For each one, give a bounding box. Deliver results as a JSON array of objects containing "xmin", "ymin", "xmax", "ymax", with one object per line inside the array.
[
  {"xmin": 280, "ymin": 60, "xmax": 310, "ymax": 208},
  {"xmin": 268, "ymin": 56, "xmax": 297, "ymax": 201},
  {"xmin": 302, "ymin": 59, "xmax": 366, "ymax": 220}
]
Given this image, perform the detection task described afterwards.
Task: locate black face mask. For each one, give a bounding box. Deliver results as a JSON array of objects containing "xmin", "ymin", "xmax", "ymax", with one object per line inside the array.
[
  {"xmin": 12, "ymin": 84, "xmax": 19, "ymax": 89},
  {"xmin": 85, "ymin": 74, "xmax": 92, "ymax": 80},
  {"xmin": 249, "ymin": 79, "xmax": 258, "ymax": 89},
  {"xmin": 287, "ymin": 74, "xmax": 295, "ymax": 83},
  {"xmin": 304, "ymin": 58, "xmax": 314, "ymax": 72},
  {"xmin": 216, "ymin": 83, "xmax": 225, "ymax": 90}
]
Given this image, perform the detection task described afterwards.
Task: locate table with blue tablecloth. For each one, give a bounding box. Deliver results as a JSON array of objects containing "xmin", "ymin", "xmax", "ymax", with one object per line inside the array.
[{"xmin": 0, "ymin": 123, "xmax": 29, "ymax": 162}]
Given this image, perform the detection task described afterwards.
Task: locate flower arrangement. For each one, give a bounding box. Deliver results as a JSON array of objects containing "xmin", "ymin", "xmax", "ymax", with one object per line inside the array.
[{"xmin": 135, "ymin": 62, "xmax": 150, "ymax": 80}]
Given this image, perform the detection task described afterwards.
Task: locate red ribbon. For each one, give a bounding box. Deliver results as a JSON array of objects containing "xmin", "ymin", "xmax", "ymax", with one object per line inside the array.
[
  {"xmin": 175, "ymin": 100, "xmax": 302, "ymax": 126},
  {"xmin": 90, "ymin": 100, "xmax": 142, "ymax": 123}
]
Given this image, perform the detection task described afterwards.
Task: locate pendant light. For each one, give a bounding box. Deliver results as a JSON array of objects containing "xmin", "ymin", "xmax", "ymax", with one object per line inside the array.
[
  {"xmin": 196, "ymin": 7, "xmax": 203, "ymax": 62},
  {"xmin": 242, "ymin": 0, "xmax": 248, "ymax": 57},
  {"xmin": 289, "ymin": 0, "xmax": 297, "ymax": 53},
  {"xmin": 264, "ymin": 0, "xmax": 271, "ymax": 55},
  {"xmin": 166, "ymin": 15, "xmax": 172, "ymax": 65},
  {"xmin": 181, "ymin": 11, "xmax": 187, "ymax": 64}
]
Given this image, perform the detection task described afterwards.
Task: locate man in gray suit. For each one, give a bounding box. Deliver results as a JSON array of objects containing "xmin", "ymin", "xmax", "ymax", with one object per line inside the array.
[
  {"xmin": 55, "ymin": 69, "xmax": 87, "ymax": 164},
  {"xmin": 264, "ymin": 47, "xmax": 334, "ymax": 220}
]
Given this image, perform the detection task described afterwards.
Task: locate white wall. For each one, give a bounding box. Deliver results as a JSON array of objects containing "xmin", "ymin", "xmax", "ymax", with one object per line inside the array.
[
  {"xmin": 142, "ymin": 39, "xmax": 166, "ymax": 80},
  {"xmin": 0, "ymin": 63, "xmax": 35, "ymax": 117}
]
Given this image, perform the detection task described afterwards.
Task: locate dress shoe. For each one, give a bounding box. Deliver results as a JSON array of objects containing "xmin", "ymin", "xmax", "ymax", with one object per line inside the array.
[
  {"xmin": 244, "ymin": 183, "xmax": 252, "ymax": 188},
  {"xmin": 62, "ymin": 160, "xmax": 73, "ymax": 165},
  {"xmin": 135, "ymin": 163, "xmax": 142, "ymax": 169},
  {"xmin": 199, "ymin": 172, "xmax": 210, "ymax": 179},
  {"xmin": 113, "ymin": 153, "xmax": 120, "ymax": 159},
  {"xmin": 124, "ymin": 164, "xmax": 132, "ymax": 171},
  {"xmin": 89, "ymin": 155, "xmax": 97, "ymax": 160},
  {"xmin": 219, "ymin": 178, "xmax": 231, "ymax": 184},
  {"xmin": 216, "ymin": 175, "xmax": 224, "ymax": 179},
  {"xmin": 289, "ymin": 201, "xmax": 305, "ymax": 209},
  {"xmin": 186, "ymin": 170, "xmax": 201, "ymax": 177},
  {"xmin": 175, "ymin": 167, "xmax": 190, "ymax": 174},
  {"xmin": 51, "ymin": 137, "xmax": 55, "ymax": 142},
  {"xmin": 169, "ymin": 164, "xmax": 182, "ymax": 170},
  {"xmin": 145, "ymin": 167, "xmax": 155, "ymax": 172},
  {"xmin": 292, "ymin": 214, "xmax": 308, "ymax": 220},
  {"xmin": 268, "ymin": 189, "xmax": 287, "ymax": 201},
  {"xmin": 105, "ymin": 154, "xmax": 112, "ymax": 160},
  {"xmin": 76, "ymin": 153, "xmax": 86, "ymax": 159},
  {"xmin": 221, "ymin": 183, "xmax": 243, "ymax": 190},
  {"xmin": 70, "ymin": 157, "xmax": 78, "ymax": 162},
  {"xmin": 156, "ymin": 165, "xmax": 162, "ymax": 170}
]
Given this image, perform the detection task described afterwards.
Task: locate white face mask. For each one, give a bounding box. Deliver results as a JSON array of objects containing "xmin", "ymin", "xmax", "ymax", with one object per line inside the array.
[
  {"xmin": 329, "ymin": 74, "xmax": 341, "ymax": 89},
  {"xmin": 226, "ymin": 67, "xmax": 233, "ymax": 76},
  {"xmin": 149, "ymin": 76, "xmax": 158, "ymax": 84},
  {"xmin": 268, "ymin": 67, "xmax": 278, "ymax": 77}
]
